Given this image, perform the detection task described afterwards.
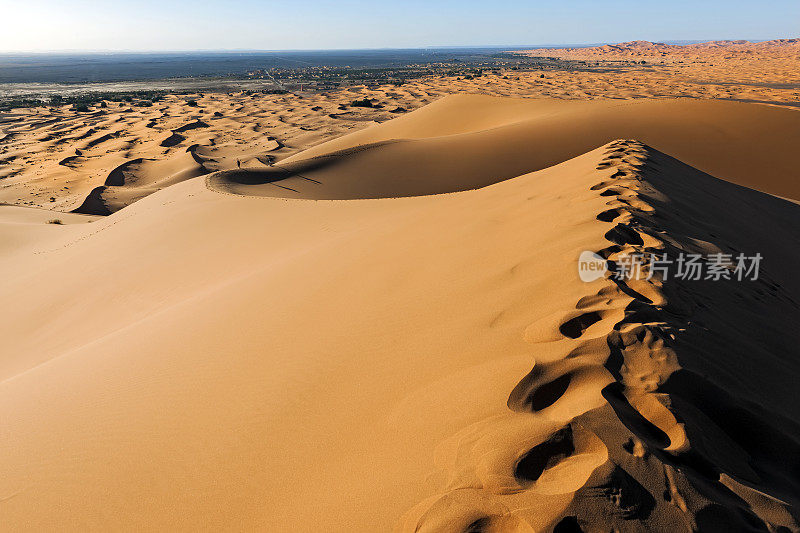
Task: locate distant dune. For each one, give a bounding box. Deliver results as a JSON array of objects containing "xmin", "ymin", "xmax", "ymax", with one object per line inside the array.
[
  {"xmin": 1, "ymin": 91, "xmax": 800, "ymax": 531},
  {"xmin": 517, "ymin": 38, "xmax": 800, "ymax": 59}
]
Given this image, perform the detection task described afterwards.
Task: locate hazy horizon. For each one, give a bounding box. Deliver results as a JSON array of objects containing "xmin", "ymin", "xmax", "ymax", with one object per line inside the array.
[
  {"xmin": 0, "ymin": 39, "xmax": 788, "ymax": 55},
  {"xmin": 1, "ymin": 0, "xmax": 797, "ymax": 52}
]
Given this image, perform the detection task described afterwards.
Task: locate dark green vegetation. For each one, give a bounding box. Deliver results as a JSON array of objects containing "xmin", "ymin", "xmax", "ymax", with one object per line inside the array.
[
  {"xmin": 0, "ymin": 90, "xmax": 172, "ymax": 112},
  {"xmin": 349, "ymin": 98, "xmax": 381, "ymax": 108}
]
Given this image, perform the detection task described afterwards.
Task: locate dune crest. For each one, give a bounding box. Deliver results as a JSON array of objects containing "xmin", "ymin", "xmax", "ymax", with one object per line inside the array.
[{"xmin": 396, "ymin": 140, "xmax": 800, "ymax": 531}]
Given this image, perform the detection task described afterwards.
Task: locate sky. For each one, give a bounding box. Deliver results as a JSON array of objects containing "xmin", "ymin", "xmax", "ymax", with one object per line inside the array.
[{"xmin": 0, "ymin": 0, "xmax": 797, "ymax": 52}]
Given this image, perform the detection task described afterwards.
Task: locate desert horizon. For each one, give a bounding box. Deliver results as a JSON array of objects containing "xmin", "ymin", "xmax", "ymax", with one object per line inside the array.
[{"xmin": 1, "ymin": 2, "xmax": 800, "ymax": 531}]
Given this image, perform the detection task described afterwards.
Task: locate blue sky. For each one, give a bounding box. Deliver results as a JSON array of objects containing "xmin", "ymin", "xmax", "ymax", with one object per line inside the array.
[{"xmin": 1, "ymin": 0, "xmax": 797, "ymax": 51}]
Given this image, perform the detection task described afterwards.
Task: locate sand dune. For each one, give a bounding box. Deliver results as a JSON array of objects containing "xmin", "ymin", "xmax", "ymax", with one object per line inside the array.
[
  {"xmin": 1, "ymin": 90, "xmax": 800, "ymax": 531},
  {"xmin": 266, "ymin": 96, "xmax": 800, "ymax": 200}
]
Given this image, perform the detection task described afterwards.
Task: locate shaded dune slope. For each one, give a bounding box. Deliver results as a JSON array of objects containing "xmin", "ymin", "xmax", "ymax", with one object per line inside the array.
[{"xmin": 1, "ymin": 97, "xmax": 799, "ymax": 531}]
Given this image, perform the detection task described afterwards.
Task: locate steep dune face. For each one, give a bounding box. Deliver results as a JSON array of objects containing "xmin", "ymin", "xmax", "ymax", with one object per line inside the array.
[{"xmin": 1, "ymin": 97, "xmax": 800, "ymax": 531}]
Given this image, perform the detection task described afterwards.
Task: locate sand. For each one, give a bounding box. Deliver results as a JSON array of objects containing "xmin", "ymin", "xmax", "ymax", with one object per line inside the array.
[{"xmin": 1, "ymin": 42, "xmax": 800, "ymax": 531}]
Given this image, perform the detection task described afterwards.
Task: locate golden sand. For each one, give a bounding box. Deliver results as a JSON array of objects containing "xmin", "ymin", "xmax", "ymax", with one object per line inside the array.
[{"xmin": 1, "ymin": 42, "xmax": 799, "ymax": 531}]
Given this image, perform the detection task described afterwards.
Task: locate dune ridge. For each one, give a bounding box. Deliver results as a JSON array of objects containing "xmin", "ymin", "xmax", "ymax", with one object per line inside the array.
[{"xmin": 396, "ymin": 140, "xmax": 800, "ymax": 532}]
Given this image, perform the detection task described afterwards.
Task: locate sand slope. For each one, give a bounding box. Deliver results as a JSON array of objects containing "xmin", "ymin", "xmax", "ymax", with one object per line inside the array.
[{"xmin": 1, "ymin": 97, "xmax": 800, "ymax": 531}]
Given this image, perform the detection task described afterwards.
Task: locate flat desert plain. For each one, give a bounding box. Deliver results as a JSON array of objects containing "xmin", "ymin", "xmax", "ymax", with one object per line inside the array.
[{"xmin": 1, "ymin": 40, "xmax": 800, "ymax": 531}]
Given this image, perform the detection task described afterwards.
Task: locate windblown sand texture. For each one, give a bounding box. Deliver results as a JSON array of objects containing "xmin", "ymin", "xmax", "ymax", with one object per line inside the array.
[{"xmin": 1, "ymin": 42, "xmax": 800, "ymax": 532}]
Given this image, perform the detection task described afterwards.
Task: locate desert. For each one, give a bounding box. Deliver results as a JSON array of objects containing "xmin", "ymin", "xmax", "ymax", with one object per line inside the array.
[{"xmin": 1, "ymin": 19, "xmax": 800, "ymax": 533}]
